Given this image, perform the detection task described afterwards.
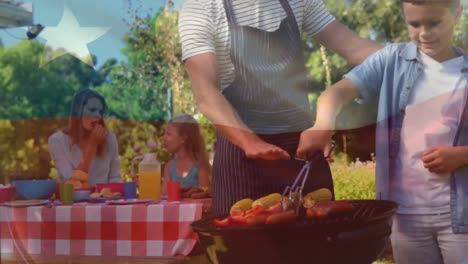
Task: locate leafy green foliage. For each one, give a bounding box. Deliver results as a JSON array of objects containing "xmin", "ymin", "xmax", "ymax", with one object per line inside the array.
[
  {"xmin": 0, "ymin": 40, "xmax": 110, "ymax": 181},
  {"xmin": 331, "ymin": 152, "xmax": 376, "ymax": 200},
  {"xmin": 93, "ymin": 4, "xmax": 210, "ymax": 177},
  {"xmin": 96, "ymin": 12, "xmax": 171, "ymax": 122}
]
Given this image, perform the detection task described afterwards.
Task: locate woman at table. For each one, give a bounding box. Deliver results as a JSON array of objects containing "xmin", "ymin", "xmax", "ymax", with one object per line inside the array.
[{"xmin": 48, "ymin": 88, "xmax": 121, "ymax": 186}]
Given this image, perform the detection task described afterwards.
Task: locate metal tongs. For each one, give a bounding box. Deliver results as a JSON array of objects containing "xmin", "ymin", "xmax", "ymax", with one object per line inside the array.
[{"xmin": 282, "ymin": 143, "xmax": 336, "ymax": 214}]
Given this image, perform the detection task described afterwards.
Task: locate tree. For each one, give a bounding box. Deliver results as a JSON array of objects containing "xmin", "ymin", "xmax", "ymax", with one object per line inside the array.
[
  {"xmin": 0, "ymin": 40, "xmax": 110, "ymax": 181},
  {"xmin": 95, "ymin": 12, "xmax": 172, "ymax": 122},
  {"xmin": 94, "ymin": 2, "xmax": 210, "ymax": 177}
]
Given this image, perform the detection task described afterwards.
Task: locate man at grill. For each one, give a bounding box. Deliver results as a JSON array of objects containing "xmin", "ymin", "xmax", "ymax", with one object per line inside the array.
[{"xmin": 178, "ymin": 0, "xmax": 381, "ymax": 215}]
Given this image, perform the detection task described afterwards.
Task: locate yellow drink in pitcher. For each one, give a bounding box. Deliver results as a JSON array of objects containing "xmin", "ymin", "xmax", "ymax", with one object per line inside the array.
[{"xmin": 138, "ymin": 171, "xmax": 161, "ymax": 200}]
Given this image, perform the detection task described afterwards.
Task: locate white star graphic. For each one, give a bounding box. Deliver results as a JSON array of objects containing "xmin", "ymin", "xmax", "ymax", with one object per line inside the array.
[{"xmin": 40, "ymin": 4, "xmax": 111, "ymax": 67}]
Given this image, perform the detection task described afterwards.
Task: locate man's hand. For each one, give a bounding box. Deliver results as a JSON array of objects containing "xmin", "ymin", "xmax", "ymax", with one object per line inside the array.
[
  {"xmin": 296, "ymin": 128, "xmax": 334, "ymax": 160},
  {"xmin": 422, "ymin": 146, "xmax": 466, "ymax": 175},
  {"xmin": 243, "ymin": 140, "xmax": 290, "ymax": 160},
  {"xmin": 89, "ymin": 124, "xmax": 107, "ymax": 146}
]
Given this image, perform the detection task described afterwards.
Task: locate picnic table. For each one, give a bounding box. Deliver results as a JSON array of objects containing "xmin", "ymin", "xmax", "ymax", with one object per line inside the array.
[{"xmin": 0, "ymin": 200, "xmax": 203, "ymax": 258}]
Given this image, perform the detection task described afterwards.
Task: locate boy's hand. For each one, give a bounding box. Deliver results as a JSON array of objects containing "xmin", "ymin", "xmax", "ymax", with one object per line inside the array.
[
  {"xmin": 422, "ymin": 146, "xmax": 464, "ymax": 175},
  {"xmin": 297, "ymin": 127, "xmax": 334, "ymax": 161}
]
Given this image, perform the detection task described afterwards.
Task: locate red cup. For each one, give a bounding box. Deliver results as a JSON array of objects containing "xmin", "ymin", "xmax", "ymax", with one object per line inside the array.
[
  {"xmin": 55, "ymin": 182, "xmax": 64, "ymax": 200},
  {"xmin": 167, "ymin": 181, "xmax": 181, "ymax": 202},
  {"xmin": 0, "ymin": 186, "xmax": 14, "ymax": 203}
]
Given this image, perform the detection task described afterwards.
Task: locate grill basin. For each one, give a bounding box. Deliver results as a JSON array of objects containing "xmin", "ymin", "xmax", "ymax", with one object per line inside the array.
[{"xmin": 191, "ymin": 200, "xmax": 398, "ymax": 264}]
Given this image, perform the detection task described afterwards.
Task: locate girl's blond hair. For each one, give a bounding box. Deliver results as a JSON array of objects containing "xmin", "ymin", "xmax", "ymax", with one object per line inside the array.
[{"xmin": 169, "ymin": 114, "xmax": 211, "ymax": 172}]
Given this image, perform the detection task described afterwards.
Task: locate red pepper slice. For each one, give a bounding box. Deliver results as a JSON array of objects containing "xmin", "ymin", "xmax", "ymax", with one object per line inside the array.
[
  {"xmin": 230, "ymin": 210, "xmax": 246, "ymax": 217},
  {"xmin": 230, "ymin": 215, "xmax": 248, "ymax": 226},
  {"xmin": 213, "ymin": 216, "xmax": 232, "ymax": 227},
  {"xmin": 245, "ymin": 205, "xmax": 266, "ymax": 217}
]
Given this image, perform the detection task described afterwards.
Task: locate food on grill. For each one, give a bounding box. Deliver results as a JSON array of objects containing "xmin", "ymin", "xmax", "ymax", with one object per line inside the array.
[
  {"xmin": 302, "ymin": 188, "xmax": 333, "ymax": 208},
  {"xmin": 214, "ymin": 203, "xmax": 286, "ymax": 227},
  {"xmin": 230, "ymin": 198, "xmax": 254, "ymax": 214},
  {"xmin": 214, "ymin": 189, "xmax": 341, "ymax": 228},
  {"xmin": 252, "ymin": 193, "xmax": 281, "ymax": 209},
  {"xmin": 306, "ymin": 201, "xmax": 354, "ymax": 219},
  {"xmin": 213, "ymin": 217, "xmax": 231, "ymax": 227},
  {"xmin": 265, "ymin": 210, "xmax": 297, "ymax": 225},
  {"xmin": 214, "ymin": 198, "xmax": 284, "ymax": 227},
  {"xmin": 245, "ymin": 214, "xmax": 270, "ymax": 226}
]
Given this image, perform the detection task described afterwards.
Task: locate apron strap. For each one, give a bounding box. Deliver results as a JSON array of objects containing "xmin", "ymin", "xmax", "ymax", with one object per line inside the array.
[
  {"xmin": 278, "ymin": 0, "xmax": 300, "ymax": 36},
  {"xmin": 223, "ymin": 0, "xmax": 237, "ymax": 26},
  {"xmin": 224, "ymin": 0, "xmax": 299, "ymax": 31}
]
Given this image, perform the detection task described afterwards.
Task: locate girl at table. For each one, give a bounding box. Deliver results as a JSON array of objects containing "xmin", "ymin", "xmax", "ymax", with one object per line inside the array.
[
  {"xmin": 161, "ymin": 114, "xmax": 211, "ymax": 198},
  {"xmin": 48, "ymin": 88, "xmax": 121, "ymax": 186}
]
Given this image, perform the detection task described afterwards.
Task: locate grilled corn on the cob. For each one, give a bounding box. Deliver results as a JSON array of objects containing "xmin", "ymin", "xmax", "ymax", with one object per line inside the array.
[
  {"xmin": 230, "ymin": 198, "xmax": 254, "ymax": 214},
  {"xmin": 252, "ymin": 193, "xmax": 282, "ymax": 209},
  {"xmin": 302, "ymin": 188, "xmax": 333, "ymax": 208}
]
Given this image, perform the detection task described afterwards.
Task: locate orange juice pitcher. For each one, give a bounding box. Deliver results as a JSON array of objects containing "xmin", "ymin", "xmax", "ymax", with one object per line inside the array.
[{"xmin": 132, "ymin": 153, "xmax": 161, "ymax": 200}]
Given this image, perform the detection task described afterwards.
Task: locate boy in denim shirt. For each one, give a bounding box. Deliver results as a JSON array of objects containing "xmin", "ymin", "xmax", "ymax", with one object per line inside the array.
[{"xmin": 296, "ymin": 0, "xmax": 467, "ymax": 263}]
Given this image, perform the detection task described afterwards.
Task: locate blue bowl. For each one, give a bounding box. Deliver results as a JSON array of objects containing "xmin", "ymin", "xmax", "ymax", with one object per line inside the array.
[
  {"xmin": 13, "ymin": 180, "xmax": 57, "ymax": 200},
  {"xmin": 73, "ymin": 190, "xmax": 91, "ymax": 202}
]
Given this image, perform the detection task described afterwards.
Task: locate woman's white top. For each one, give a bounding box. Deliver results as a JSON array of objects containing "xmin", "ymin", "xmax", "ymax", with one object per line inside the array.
[{"xmin": 48, "ymin": 130, "xmax": 121, "ymax": 185}]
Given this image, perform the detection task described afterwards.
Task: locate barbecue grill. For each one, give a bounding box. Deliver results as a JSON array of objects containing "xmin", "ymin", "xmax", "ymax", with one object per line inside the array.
[{"xmin": 192, "ymin": 199, "xmax": 398, "ymax": 264}]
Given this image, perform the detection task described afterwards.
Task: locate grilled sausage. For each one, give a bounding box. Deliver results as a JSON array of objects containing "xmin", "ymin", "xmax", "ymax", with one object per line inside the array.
[
  {"xmin": 306, "ymin": 201, "xmax": 354, "ymax": 219},
  {"xmin": 245, "ymin": 214, "xmax": 269, "ymax": 226},
  {"xmin": 265, "ymin": 210, "xmax": 297, "ymax": 225}
]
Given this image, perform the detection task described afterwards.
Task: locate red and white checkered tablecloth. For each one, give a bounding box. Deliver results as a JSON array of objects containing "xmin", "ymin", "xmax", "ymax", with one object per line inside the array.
[{"xmin": 0, "ymin": 201, "xmax": 203, "ymax": 257}]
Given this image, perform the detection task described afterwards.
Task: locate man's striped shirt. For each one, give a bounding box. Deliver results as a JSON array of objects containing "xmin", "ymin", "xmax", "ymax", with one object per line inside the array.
[{"xmin": 179, "ymin": 0, "xmax": 335, "ymax": 90}]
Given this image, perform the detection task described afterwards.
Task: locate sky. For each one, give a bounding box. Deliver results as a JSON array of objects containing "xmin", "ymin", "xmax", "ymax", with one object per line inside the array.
[
  {"xmin": 3, "ymin": 0, "xmax": 465, "ymax": 68},
  {"xmin": 0, "ymin": 0, "xmax": 185, "ymax": 68}
]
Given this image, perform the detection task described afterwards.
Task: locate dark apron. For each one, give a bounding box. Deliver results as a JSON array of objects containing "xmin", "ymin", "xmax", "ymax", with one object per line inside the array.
[{"xmin": 212, "ymin": 0, "xmax": 334, "ymax": 216}]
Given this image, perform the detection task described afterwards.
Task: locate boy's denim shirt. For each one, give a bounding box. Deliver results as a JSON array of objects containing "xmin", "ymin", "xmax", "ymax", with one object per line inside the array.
[{"xmin": 344, "ymin": 43, "xmax": 468, "ymax": 233}]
